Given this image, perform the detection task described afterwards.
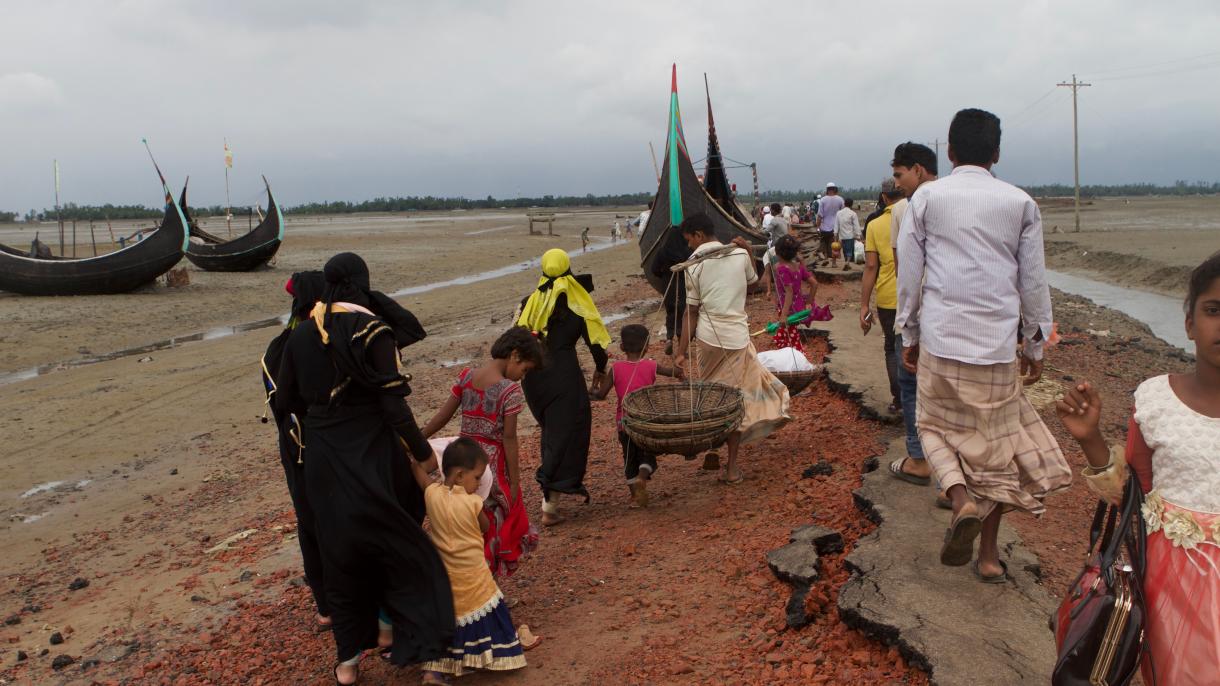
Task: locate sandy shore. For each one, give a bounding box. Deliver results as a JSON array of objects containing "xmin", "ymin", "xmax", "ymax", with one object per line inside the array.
[{"xmin": 1040, "ymin": 195, "xmax": 1220, "ymax": 296}]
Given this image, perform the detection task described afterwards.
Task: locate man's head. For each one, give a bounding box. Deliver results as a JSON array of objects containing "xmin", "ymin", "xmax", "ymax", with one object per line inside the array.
[
  {"xmin": 880, "ymin": 178, "xmax": 904, "ymax": 202},
  {"xmin": 770, "ymin": 202, "xmax": 782, "ymax": 215},
  {"xmin": 825, "ymin": 183, "xmax": 839, "ymax": 196},
  {"xmin": 844, "ymin": 197, "xmax": 854, "ymax": 209},
  {"xmin": 679, "ymin": 212, "xmax": 716, "ymax": 250},
  {"xmin": 891, "ymin": 142, "xmax": 938, "ymax": 197},
  {"xmin": 947, "ymin": 108, "xmax": 1001, "ymax": 169}
]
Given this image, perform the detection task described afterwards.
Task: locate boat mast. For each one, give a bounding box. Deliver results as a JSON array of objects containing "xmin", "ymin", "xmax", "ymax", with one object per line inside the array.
[
  {"xmin": 224, "ymin": 138, "xmax": 233, "ymax": 238},
  {"xmin": 54, "ymin": 160, "xmax": 63, "ymax": 256}
]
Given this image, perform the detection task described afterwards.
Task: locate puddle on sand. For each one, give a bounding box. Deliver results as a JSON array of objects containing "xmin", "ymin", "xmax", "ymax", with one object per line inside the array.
[
  {"xmin": 1, "ymin": 241, "xmax": 629, "ymax": 387},
  {"xmin": 0, "ymin": 316, "xmax": 289, "ymax": 387},
  {"xmin": 388, "ymin": 239, "xmax": 621, "ymax": 298},
  {"xmin": 1046, "ymin": 270, "xmax": 1191, "ymax": 353},
  {"xmin": 21, "ymin": 481, "xmax": 65, "ymax": 498}
]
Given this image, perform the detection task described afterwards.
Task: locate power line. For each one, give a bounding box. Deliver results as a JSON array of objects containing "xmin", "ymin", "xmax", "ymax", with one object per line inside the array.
[
  {"xmin": 1009, "ymin": 86, "xmax": 1059, "ymax": 121},
  {"xmin": 1084, "ymin": 50, "xmax": 1220, "ymax": 76},
  {"xmin": 1089, "ymin": 59, "xmax": 1220, "ymax": 82}
]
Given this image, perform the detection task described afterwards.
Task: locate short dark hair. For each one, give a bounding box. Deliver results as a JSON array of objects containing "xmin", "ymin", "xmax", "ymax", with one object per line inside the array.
[
  {"xmin": 490, "ymin": 326, "xmax": 545, "ymax": 367},
  {"xmin": 775, "ymin": 234, "xmax": 800, "ymax": 262},
  {"xmin": 844, "ymin": 198, "xmax": 854, "ymax": 208},
  {"xmin": 1186, "ymin": 250, "xmax": 1220, "ymax": 316},
  {"xmin": 678, "ymin": 212, "xmax": 714, "ymax": 236},
  {"xmin": 619, "ymin": 324, "xmax": 650, "ymax": 353},
  {"xmin": 442, "ymin": 436, "xmax": 488, "ymax": 476},
  {"xmin": 769, "ymin": 202, "xmax": 782, "ymax": 215},
  {"xmin": 892, "ymin": 142, "xmax": 938, "ymax": 176},
  {"xmin": 948, "ymin": 108, "xmax": 1001, "ymax": 166}
]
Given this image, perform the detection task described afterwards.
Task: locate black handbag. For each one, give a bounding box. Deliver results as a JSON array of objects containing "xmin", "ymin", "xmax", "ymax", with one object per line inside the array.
[{"xmin": 1051, "ymin": 473, "xmax": 1151, "ymax": 686}]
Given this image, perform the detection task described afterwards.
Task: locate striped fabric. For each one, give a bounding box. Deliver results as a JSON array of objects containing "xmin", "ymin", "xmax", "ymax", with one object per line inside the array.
[
  {"xmin": 916, "ymin": 348, "xmax": 1072, "ymax": 520},
  {"xmin": 895, "ymin": 165, "xmax": 1053, "ymax": 364}
]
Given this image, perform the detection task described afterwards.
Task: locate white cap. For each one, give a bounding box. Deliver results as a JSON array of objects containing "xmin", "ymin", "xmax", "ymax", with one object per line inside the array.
[
  {"xmin": 826, "ymin": 181, "xmax": 838, "ymax": 189},
  {"xmin": 762, "ymin": 206, "xmax": 771, "ymax": 214}
]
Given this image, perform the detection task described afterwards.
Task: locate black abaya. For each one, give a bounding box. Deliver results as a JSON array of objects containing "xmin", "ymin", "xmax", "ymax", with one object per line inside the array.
[
  {"xmin": 263, "ymin": 327, "xmax": 329, "ymax": 618},
  {"xmin": 521, "ymin": 297, "xmax": 607, "ymax": 499},
  {"xmin": 276, "ymin": 312, "xmax": 454, "ymax": 665}
]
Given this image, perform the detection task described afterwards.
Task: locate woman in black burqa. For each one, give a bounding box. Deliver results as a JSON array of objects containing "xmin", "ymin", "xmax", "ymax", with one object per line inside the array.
[
  {"xmin": 261, "ymin": 270, "xmax": 330, "ymax": 629},
  {"xmin": 517, "ymin": 249, "xmax": 609, "ymax": 526},
  {"xmin": 275, "ymin": 253, "xmax": 454, "ymax": 684}
]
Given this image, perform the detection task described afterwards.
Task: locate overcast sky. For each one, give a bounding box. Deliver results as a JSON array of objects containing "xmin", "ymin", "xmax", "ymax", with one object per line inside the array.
[{"xmin": 2, "ymin": 0, "xmax": 1219, "ymax": 210}]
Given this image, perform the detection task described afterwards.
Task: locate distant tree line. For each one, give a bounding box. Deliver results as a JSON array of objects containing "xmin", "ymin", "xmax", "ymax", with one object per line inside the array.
[{"xmin": 7, "ymin": 181, "xmax": 1218, "ymax": 221}]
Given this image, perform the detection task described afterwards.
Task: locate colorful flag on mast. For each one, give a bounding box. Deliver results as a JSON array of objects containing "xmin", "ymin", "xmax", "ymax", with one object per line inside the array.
[
  {"xmin": 224, "ymin": 141, "xmax": 233, "ymax": 169},
  {"xmin": 667, "ymin": 64, "xmax": 687, "ymax": 227}
]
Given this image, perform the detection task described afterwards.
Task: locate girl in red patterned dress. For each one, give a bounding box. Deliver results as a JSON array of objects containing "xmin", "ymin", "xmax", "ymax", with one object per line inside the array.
[
  {"xmin": 772, "ymin": 235, "xmax": 832, "ymax": 351},
  {"xmin": 424, "ymin": 327, "xmax": 545, "ymax": 577}
]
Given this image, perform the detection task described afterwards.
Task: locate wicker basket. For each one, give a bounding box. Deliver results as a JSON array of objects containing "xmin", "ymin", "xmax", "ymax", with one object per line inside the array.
[
  {"xmin": 772, "ymin": 366, "xmax": 822, "ymax": 396},
  {"xmin": 621, "ymin": 381, "xmax": 745, "ymax": 457}
]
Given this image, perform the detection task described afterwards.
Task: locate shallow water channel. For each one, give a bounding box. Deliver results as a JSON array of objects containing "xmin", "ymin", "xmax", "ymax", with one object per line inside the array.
[
  {"xmin": 0, "ymin": 240, "xmax": 639, "ymax": 387},
  {"xmin": 1046, "ymin": 270, "xmax": 1190, "ymax": 353}
]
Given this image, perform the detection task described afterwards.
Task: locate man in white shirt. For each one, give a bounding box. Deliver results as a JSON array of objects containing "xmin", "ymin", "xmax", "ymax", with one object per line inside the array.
[
  {"xmin": 815, "ymin": 184, "xmax": 844, "ymax": 260},
  {"xmin": 673, "ymin": 212, "xmax": 790, "ymax": 484},
  {"xmin": 895, "ymin": 109, "xmax": 1071, "ymax": 580},
  {"xmin": 636, "ymin": 200, "xmax": 652, "ymax": 242},
  {"xmin": 835, "ymin": 198, "xmax": 861, "ymax": 266}
]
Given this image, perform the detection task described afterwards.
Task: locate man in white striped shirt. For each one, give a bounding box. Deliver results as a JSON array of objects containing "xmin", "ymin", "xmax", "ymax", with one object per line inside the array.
[{"xmin": 895, "ymin": 108, "xmax": 1071, "ymax": 581}]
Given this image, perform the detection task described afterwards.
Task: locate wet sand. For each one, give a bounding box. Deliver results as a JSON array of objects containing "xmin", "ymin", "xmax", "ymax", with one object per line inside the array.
[{"xmin": 1040, "ymin": 194, "xmax": 1220, "ymax": 296}]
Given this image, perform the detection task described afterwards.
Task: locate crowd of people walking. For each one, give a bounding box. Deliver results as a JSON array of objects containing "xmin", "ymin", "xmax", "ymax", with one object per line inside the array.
[{"xmin": 259, "ymin": 106, "xmax": 1218, "ymax": 684}]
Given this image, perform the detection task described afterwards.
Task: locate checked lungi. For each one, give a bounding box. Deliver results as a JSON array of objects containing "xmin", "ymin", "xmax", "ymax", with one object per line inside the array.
[{"xmin": 916, "ymin": 348, "xmax": 1072, "ymax": 520}]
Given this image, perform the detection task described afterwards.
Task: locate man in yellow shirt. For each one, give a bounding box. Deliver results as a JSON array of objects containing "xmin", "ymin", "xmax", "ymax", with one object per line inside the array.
[{"xmin": 860, "ymin": 178, "xmax": 905, "ymax": 413}]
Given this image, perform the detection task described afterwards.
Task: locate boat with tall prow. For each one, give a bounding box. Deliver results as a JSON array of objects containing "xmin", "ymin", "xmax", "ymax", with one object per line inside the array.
[
  {"xmin": 0, "ymin": 144, "xmax": 189, "ymax": 296},
  {"xmin": 638, "ymin": 65, "xmax": 765, "ymax": 294},
  {"xmin": 181, "ymin": 175, "xmax": 285, "ymax": 272}
]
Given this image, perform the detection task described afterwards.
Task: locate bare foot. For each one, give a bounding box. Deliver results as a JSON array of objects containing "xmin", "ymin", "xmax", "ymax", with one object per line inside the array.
[
  {"xmin": 629, "ymin": 481, "xmax": 649, "ymax": 507},
  {"xmin": 316, "ymin": 614, "xmax": 332, "ymax": 628},
  {"xmin": 378, "ymin": 627, "xmax": 393, "ymax": 650},
  {"xmin": 335, "ymin": 663, "xmax": 358, "ymax": 686},
  {"xmin": 541, "ymin": 511, "xmax": 565, "ymax": 527}
]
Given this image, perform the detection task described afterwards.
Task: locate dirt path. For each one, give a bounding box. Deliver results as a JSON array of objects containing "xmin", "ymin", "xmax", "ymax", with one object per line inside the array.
[{"xmin": 1, "ymin": 259, "xmax": 928, "ymax": 684}]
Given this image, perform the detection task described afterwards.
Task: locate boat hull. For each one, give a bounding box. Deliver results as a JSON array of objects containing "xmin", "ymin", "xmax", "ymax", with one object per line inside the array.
[
  {"xmin": 0, "ymin": 201, "xmax": 188, "ymax": 296},
  {"xmin": 183, "ymin": 181, "xmax": 284, "ymax": 272}
]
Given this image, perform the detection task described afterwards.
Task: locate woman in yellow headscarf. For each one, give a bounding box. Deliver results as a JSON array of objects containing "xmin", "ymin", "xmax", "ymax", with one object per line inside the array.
[{"xmin": 518, "ymin": 249, "xmax": 609, "ymax": 526}]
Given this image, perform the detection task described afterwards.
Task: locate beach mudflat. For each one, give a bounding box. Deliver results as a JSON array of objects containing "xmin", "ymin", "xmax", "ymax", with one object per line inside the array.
[{"xmin": 0, "ymin": 201, "xmax": 1212, "ymax": 684}]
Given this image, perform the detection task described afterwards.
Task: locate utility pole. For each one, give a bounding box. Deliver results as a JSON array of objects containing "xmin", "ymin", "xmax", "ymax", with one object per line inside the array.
[{"xmin": 1057, "ymin": 74, "xmax": 1091, "ymax": 232}]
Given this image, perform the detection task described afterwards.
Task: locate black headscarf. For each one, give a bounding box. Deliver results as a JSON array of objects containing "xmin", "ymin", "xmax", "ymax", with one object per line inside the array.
[
  {"xmin": 322, "ymin": 252, "xmax": 426, "ymax": 349},
  {"xmin": 288, "ymin": 270, "xmax": 326, "ymax": 321}
]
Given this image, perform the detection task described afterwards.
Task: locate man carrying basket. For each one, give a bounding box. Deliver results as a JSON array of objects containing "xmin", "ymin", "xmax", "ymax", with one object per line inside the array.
[{"xmin": 673, "ymin": 212, "xmax": 791, "ymax": 484}]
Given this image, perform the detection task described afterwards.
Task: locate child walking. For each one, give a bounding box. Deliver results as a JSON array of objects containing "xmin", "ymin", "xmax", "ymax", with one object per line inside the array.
[
  {"xmin": 592, "ymin": 324, "xmax": 682, "ymax": 506},
  {"xmin": 772, "ymin": 235, "xmax": 831, "ymax": 351},
  {"xmin": 408, "ymin": 438, "xmax": 529, "ymax": 684},
  {"xmin": 1056, "ymin": 251, "xmax": 1220, "ymax": 685},
  {"xmin": 423, "ymin": 327, "xmax": 544, "ymax": 577}
]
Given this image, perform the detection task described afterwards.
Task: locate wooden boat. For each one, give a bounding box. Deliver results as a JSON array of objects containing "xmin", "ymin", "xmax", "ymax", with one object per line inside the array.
[
  {"xmin": 639, "ymin": 66, "xmax": 766, "ymax": 294},
  {"xmin": 0, "ymin": 193, "xmax": 188, "ymax": 296},
  {"xmin": 182, "ymin": 177, "xmax": 284, "ymax": 272}
]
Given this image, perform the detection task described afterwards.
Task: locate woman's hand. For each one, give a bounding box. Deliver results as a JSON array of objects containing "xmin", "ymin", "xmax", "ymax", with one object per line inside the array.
[
  {"xmin": 1056, "ymin": 382, "xmax": 1103, "ymax": 443},
  {"xmin": 591, "ymin": 371, "xmax": 606, "ymax": 390}
]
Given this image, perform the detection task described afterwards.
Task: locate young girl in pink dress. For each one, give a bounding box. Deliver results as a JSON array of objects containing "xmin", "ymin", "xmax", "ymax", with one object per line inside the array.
[
  {"xmin": 592, "ymin": 324, "xmax": 682, "ymax": 506},
  {"xmin": 1057, "ymin": 251, "xmax": 1220, "ymax": 685},
  {"xmin": 772, "ymin": 235, "xmax": 831, "ymax": 351},
  {"xmin": 424, "ymin": 327, "xmax": 545, "ymax": 577}
]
